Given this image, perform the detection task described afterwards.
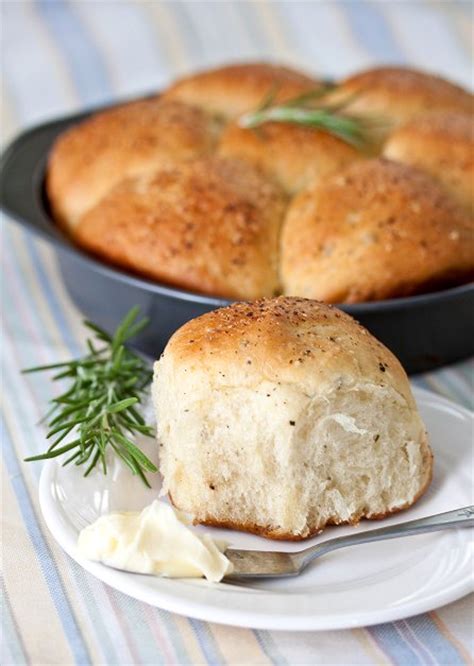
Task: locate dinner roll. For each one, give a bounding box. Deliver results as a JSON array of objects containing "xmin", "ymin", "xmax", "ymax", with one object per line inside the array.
[
  {"xmin": 332, "ymin": 67, "xmax": 473, "ymax": 136},
  {"xmin": 163, "ymin": 62, "xmax": 319, "ymax": 118},
  {"xmin": 74, "ymin": 157, "xmax": 286, "ymax": 299},
  {"xmin": 281, "ymin": 159, "xmax": 474, "ymax": 303},
  {"xmin": 218, "ymin": 121, "xmax": 361, "ymax": 194},
  {"xmin": 153, "ymin": 297, "xmax": 432, "ymax": 539},
  {"xmin": 383, "ymin": 111, "xmax": 474, "ymax": 211},
  {"xmin": 47, "ymin": 98, "xmax": 221, "ymax": 230}
]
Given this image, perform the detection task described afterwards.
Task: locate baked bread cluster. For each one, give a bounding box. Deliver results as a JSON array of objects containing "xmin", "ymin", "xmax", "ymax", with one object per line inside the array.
[
  {"xmin": 47, "ymin": 63, "xmax": 474, "ymax": 302},
  {"xmin": 153, "ymin": 297, "xmax": 433, "ymax": 539}
]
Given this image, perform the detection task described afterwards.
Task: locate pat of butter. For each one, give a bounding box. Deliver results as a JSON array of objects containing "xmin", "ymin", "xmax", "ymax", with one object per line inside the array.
[{"xmin": 77, "ymin": 500, "xmax": 233, "ymax": 582}]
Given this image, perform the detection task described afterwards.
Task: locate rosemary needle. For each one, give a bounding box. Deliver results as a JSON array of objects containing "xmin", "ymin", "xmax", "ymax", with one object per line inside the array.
[{"xmin": 23, "ymin": 306, "xmax": 157, "ymax": 487}]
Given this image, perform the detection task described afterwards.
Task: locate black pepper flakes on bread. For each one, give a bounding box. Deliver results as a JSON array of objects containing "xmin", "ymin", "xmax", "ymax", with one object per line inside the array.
[
  {"xmin": 74, "ymin": 157, "xmax": 287, "ymax": 299},
  {"xmin": 383, "ymin": 111, "xmax": 474, "ymax": 212},
  {"xmin": 281, "ymin": 159, "xmax": 474, "ymax": 303}
]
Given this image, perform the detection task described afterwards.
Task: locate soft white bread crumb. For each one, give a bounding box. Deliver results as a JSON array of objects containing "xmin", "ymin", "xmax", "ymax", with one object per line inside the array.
[{"xmin": 153, "ymin": 297, "xmax": 432, "ymax": 540}]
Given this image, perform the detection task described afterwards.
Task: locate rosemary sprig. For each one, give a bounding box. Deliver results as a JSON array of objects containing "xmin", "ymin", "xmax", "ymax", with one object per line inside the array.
[
  {"xmin": 23, "ymin": 307, "xmax": 157, "ymax": 487},
  {"xmin": 239, "ymin": 88, "xmax": 381, "ymax": 150}
]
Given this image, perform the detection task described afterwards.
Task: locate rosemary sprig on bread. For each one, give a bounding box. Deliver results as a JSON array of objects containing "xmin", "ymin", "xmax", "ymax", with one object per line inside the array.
[
  {"xmin": 239, "ymin": 86, "xmax": 380, "ymax": 149},
  {"xmin": 23, "ymin": 307, "xmax": 157, "ymax": 486}
]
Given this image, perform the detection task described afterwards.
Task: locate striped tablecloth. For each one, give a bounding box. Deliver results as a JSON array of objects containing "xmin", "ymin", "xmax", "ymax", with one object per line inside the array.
[{"xmin": 2, "ymin": 2, "xmax": 473, "ymax": 664}]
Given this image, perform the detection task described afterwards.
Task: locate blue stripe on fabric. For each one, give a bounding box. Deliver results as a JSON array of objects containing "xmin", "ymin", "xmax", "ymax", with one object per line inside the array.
[
  {"xmin": 254, "ymin": 630, "xmax": 288, "ymax": 666},
  {"xmin": 225, "ymin": 2, "xmax": 260, "ymax": 59},
  {"xmin": 179, "ymin": 1, "xmax": 246, "ymax": 64},
  {"xmin": 234, "ymin": 1, "xmax": 274, "ymax": 54},
  {"xmin": 1, "ymin": 313, "xmax": 125, "ymax": 665},
  {"xmin": 4, "ymin": 226, "xmax": 81, "ymax": 361},
  {"xmin": 22, "ymin": 233, "xmax": 83, "ymax": 357},
  {"xmin": 35, "ymin": 0, "xmax": 111, "ymax": 106},
  {"xmin": 75, "ymin": 1, "xmax": 170, "ymax": 94},
  {"xmin": 154, "ymin": 608, "xmax": 195, "ymax": 666},
  {"xmin": 369, "ymin": 622, "xmax": 423, "ymax": 665},
  {"xmin": 343, "ymin": 2, "xmax": 407, "ymax": 63},
  {"xmin": 452, "ymin": 0, "xmax": 472, "ymax": 15},
  {"xmin": 1, "ymin": 581, "xmax": 28, "ymax": 666},
  {"xmin": 106, "ymin": 591, "xmax": 166, "ymax": 665},
  {"xmin": 412, "ymin": 365, "xmax": 470, "ymax": 410},
  {"xmin": 163, "ymin": 0, "xmax": 205, "ymax": 64},
  {"xmin": 386, "ymin": 2, "xmax": 471, "ymax": 80},
  {"xmin": 1, "ymin": 417, "xmax": 91, "ymax": 666},
  {"xmin": 272, "ymin": 1, "xmax": 363, "ymax": 78},
  {"xmin": 411, "ymin": 374, "xmax": 437, "ymax": 394},
  {"xmin": 1, "ymin": 0, "xmax": 77, "ymax": 125},
  {"xmin": 62, "ymin": 563, "xmax": 124, "ymax": 666},
  {"xmin": 423, "ymin": 375, "xmax": 467, "ymax": 410},
  {"xmin": 402, "ymin": 616, "xmax": 465, "ymax": 665},
  {"xmin": 435, "ymin": 366, "xmax": 473, "ymax": 408},
  {"xmin": 189, "ymin": 618, "xmax": 225, "ymax": 666}
]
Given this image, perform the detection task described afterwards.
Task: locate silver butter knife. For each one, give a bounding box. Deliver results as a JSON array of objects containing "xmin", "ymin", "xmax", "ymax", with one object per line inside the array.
[{"xmin": 224, "ymin": 506, "xmax": 474, "ymax": 579}]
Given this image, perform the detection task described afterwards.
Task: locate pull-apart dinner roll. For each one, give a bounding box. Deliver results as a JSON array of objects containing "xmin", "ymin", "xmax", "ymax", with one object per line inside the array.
[
  {"xmin": 218, "ymin": 121, "xmax": 361, "ymax": 194},
  {"xmin": 74, "ymin": 157, "xmax": 286, "ymax": 299},
  {"xmin": 332, "ymin": 67, "xmax": 472, "ymax": 136},
  {"xmin": 281, "ymin": 159, "xmax": 474, "ymax": 303},
  {"xmin": 47, "ymin": 98, "xmax": 221, "ymax": 230},
  {"xmin": 47, "ymin": 62, "xmax": 474, "ymax": 303},
  {"xmin": 383, "ymin": 111, "xmax": 474, "ymax": 212},
  {"xmin": 153, "ymin": 297, "xmax": 432, "ymax": 539},
  {"xmin": 163, "ymin": 62, "xmax": 319, "ymax": 118}
]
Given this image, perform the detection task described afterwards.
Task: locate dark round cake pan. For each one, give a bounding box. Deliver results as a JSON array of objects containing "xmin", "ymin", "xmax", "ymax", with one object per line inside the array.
[{"xmin": 1, "ymin": 106, "xmax": 473, "ymax": 374}]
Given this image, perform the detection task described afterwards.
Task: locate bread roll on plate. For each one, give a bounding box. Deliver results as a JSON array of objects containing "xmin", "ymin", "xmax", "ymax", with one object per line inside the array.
[
  {"xmin": 281, "ymin": 159, "xmax": 474, "ymax": 303},
  {"xmin": 47, "ymin": 98, "xmax": 221, "ymax": 230},
  {"xmin": 163, "ymin": 62, "xmax": 319, "ymax": 119},
  {"xmin": 74, "ymin": 157, "xmax": 286, "ymax": 299},
  {"xmin": 153, "ymin": 297, "xmax": 432, "ymax": 540},
  {"xmin": 383, "ymin": 111, "xmax": 474, "ymax": 212},
  {"xmin": 218, "ymin": 121, "xmax": 361, "ymax": 194},
  {"xmin": 332, "ymin": 66, "xmax": 472, "ymax": 136}
]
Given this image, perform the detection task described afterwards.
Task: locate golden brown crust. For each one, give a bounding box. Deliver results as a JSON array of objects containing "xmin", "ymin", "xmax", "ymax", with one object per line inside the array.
[
  {"xmin": 171, "ymin": 441, "xmax": 433, "ymax": 540},
  {"xmin": 218, "ymin": 121, "xmax": 361, "ymax": 193},
  {"xmin": 281, "ymin": 159, "xmax": 474, "ymax": 303},
  {"xmin": 47, "ymin": 98, "xmax": 222, "ymax": 229},
  {"xmin": 163, "ymin": 296, "xmax": 412, "ymax": 400},
  {"xmin": 74, "ymin": 158, "xmax": 287, "ymax": 299},
  {"xmin": 332, "ymin": 66, "xmax": 473, "ymax": 134},
  {"xmin": 162, "ymin": 62, "xmax": 319, "ymax": 118},
  {"xmin": 383, "ymin": 111, "xmax": 474, "ymax": 212}
]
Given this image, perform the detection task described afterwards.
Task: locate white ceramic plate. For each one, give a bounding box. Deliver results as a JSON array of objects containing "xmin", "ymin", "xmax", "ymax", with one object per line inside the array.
[{"xmin": 39, "ymin": 386, "xmax": 474, "ymax": 631}]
